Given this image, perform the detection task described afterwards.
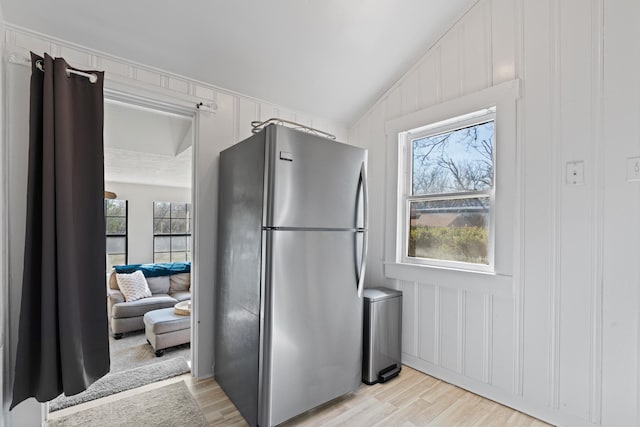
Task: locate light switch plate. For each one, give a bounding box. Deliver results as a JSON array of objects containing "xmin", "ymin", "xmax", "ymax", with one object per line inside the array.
[{"xmin": 627, "ymin": 157, "xmax": 640, "ymax": 182}]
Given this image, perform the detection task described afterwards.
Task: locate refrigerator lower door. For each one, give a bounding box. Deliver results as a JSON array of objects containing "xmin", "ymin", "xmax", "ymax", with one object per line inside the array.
[{"xmin": 260, "ymin": 229, "xmax": 363, "ymax": 426}]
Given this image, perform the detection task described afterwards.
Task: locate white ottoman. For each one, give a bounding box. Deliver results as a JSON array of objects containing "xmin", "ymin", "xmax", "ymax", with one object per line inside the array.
[{"xmin": 143, "ymin": 307, "xmax": 191, "ymax": 356}]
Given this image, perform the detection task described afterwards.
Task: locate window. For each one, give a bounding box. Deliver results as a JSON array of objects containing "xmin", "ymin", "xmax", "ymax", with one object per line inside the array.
[
  {"xmin": 105, "ymin": 199, "xmax": 128, "ymax": 272},
  {"xmin": 153, "ymin": 201, "xmax": 192, "ymax": 263},
  {"xmin": 386, "ymin": 80, "xmax": 519, "ymax": 280},
  {"xmin": 402, "ymin": 108, "xmax": 495, "ymax": 269}
]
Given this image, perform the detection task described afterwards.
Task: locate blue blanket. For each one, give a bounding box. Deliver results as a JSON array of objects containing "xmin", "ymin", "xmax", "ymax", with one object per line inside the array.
[{"xmin": 113, "ymin": 262, "xmax": 191, "ymax": 278}]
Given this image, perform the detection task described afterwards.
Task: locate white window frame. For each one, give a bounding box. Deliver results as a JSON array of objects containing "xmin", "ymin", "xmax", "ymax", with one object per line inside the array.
[
  {"xmin": 385, "ymin": 80, "xmax": 520, "ymax": 284},
  {"xmin": 105, "ymin": 198, "xmax": 128, "ymax": 273},
  {"xmin": 152, "ymin": 201, "xmax": 192, "ymax": 263},
  {"xmin": 401, "ymin": 108, "xmax": 496, "ymax": 272}
]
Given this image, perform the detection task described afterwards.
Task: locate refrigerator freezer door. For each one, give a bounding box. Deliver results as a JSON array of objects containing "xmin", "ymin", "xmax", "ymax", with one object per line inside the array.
[
  {"xmin": 260, "ymin": 229, "xmax": 364, "ymax": 426},
  {"xmin": 265, "ymin": 126, "xmax": 367, "ymax": 230}
]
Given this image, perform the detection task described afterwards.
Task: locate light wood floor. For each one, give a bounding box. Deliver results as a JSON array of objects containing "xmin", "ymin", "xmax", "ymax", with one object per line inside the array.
[
  {"xmin": 183, "ymin": 366, "xmax": 552, "ymax": 426},
  {"xmin": 49, "ymin": 365, "xmax": 553, "ymax": 426}
]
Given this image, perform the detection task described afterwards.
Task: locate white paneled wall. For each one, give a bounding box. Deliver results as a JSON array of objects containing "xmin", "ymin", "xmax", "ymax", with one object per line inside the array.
[{"xmin": 349, "ymin": 0, "xmax": 638, "ymax": 426}]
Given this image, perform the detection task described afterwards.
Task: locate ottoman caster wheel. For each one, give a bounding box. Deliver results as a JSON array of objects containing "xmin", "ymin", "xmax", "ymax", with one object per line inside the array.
[
  {"xmin": 155, "ymin": 349, "xmax": 165, "ymax": 357},
  {"xmin": 113, "ymin": 333, "xmax": 123, "ymax": 340}
]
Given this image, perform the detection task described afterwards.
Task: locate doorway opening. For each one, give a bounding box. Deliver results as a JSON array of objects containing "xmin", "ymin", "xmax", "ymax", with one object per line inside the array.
[{"xmin": 47, "ymin": 94, "xmax": 198, "ymax": 416}]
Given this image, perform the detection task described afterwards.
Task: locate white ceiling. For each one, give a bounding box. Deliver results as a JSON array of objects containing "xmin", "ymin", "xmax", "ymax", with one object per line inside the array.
[
  {"xmin": 104, "ymin": 101, "xmax": 193, "ymax": 188},
  {"xmin": 0, "ymin": 0, "xmax": 477, "ymax": 125}
]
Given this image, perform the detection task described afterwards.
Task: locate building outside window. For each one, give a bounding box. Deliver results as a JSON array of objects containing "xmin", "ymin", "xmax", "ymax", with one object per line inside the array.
[
  {"xmin": 402, "ymin": 108, "xmax": 495, "ymax": 269},
  {"xmin": 153, "ymin": 201, "xmax": 192, "ymax": 263},
  {"xmin": 105, "ymin": 199, "xmax": 128, "ymax": 272}
]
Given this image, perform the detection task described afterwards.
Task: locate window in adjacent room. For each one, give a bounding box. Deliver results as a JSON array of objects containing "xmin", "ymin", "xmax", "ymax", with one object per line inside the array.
[
  {"xmin": 105, "ymin": 199, "xmax": 128, "ymax": 272},
  {"xmin": 153, "ymin": 201, "xmax": 192, "ymax": 263},
  {"xmin": 402, "ymin": 107, "xmax": 495, "ymax": 270}
]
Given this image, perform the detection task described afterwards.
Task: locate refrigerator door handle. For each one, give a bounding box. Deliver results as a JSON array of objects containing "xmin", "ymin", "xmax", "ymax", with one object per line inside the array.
[
  {"xmin": 360, "ymin": 161, "xmax": 368, "ymax": 232},
  {"xmin": 356, "ymin": 230, "xmax": 368, "ymax": 297},
  {"xmin": 356, "ymin": 161, "xmax": 368, "ymax": 297}
]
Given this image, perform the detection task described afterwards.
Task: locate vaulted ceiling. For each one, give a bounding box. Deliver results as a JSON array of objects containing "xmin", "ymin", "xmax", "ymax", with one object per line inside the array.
[
  {"xmin": 2, "ymin": 0, "xmax": 478, "ymax": 188},
  {"xmin": 103, "ymin": 101, "xmax": 193, "ymax": 188},
  {"xmin": 0, "ymin": 0, "xmax": 477, "ymax": 125}
]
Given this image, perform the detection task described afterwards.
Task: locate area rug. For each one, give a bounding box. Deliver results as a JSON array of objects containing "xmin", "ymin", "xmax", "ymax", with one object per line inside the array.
[
  {"xmin": 49, "ymin": 356, "xmax": 190, "ymax": 412},
  {"xmin": 47, "ymin": 381, "xmax": 207, "ymax": 427},
  {"xmin": 109, "ymin": 330, "xmax": 190, "ymax": 373}
]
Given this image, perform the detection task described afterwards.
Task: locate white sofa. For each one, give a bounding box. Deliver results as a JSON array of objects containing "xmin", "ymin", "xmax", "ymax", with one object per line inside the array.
[{"xmin": 107, "ymin": 270, "xmax": 191, "ymax": 338}]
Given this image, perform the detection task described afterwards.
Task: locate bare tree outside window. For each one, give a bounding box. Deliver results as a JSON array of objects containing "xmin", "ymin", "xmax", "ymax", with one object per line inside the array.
[
  {"xmin": 105, "ymin": 199, "xmax": 127, "ymax": 272},
  {"xmin": 408, "ymin": 119, "xmax": 494, "ymax": 265},
  {"xmin": 412, "ymin": 121, "xmax": 494, "ymax": 194},
  {"xmin": 153, "ymin": 201, "xmax": 192, "ymax": 263}
]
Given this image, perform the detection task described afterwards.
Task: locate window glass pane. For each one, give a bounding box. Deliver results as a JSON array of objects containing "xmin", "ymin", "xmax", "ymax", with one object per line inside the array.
[
  {"xmin": 155, "ymin": 236, "xmax": 171, "ymax": 252},
  {"xmin": 408, "ymin": 197, "xmax": 490, "ymax": 264},
  {"xmin": 154, "ymin": 219, "xmax": 171, "ymax": 234},
  {"xmin": 154, "ymin": 202, "xmax": 171, "ymax": 219},
  {"xmin": 154, "ymin": 252, "xmax": 171, "ymax": 263},
  {"xmin": 412, "ymin": 120, "xmax": 494, "ymax": 195},
  {"xmin": 106, "ymin": 236, "xmax": 126, "ymax": 254},
  {"xmin": 171, "ymin": 203, "xmax": 188, "ymax": 219},
  {"xmin": 106, "ymin": 217, "xmax": 126, "ymax": 235},
  {"xmin": 171, "ymin": 236, "xmax": 187, "ymax": 251},
  {"xmin": 171, "ymin": 219, "xmax": 187, "ymax": 234},
  {"xmin": 171, "ymin": 252, "xmax": 187, "ymax": 262},
  {"xmin": 107, "ymin": 254, "xmax": 126, "ymax": 271},
  {"xmin": 152, "ymin": 201, "xmax": 191, "ymax": 261},
  {"xmin": 105, "ymin": 199, "xmax": 126, "ymax": 217}
]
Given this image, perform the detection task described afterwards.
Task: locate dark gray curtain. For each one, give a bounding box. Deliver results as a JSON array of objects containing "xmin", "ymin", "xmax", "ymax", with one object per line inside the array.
[{"xmin": 10, "ymin": 52, "xmax": 110, "ymax": 409}]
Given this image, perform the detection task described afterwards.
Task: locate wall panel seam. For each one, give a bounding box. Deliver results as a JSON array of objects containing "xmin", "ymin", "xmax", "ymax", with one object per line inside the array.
[
  {"xmin": 484, "ymin": 293, "xmax": 493, "ymax": 384},
  {"xmin": 50, "ymin": 42, "xmax": 60, "ymax": 57},
  {"xmin": 513, "ymin": 0, "xmax": 527, "ymax": 396},
  {"xmin": 459, "ymin": 290, "xmax": 466, "ymax": 374},
  {"xmin": 416, "ymin": 281, "xmax": 422, "ymax": 360},
  {"xmin": 513, "ymin": 0, "xmax": 526, "ymax": 398},
  {"xmin": 435, "ymin": 285, "xmax": 441, "ymax": 366},
  {"xmin": 435, "ymin": 47, "xmax": 443, "ymax": 104},
  {"xmin": 486, "ymin": 0, "xmax": 494, "ymax": 88},
  {"xmin": 589, "ymin": 0, "xmax": 604, "ymax": 422},
  {"xmin": 549, "ymin": 0, "xmax": 562, "ymax": 411},
  {"xmin": 413, "ymin": 282, "xmax": 420, "ymax": 356},
  {"xmin": 458, "ymin": 26, "xmax": 465, "ymax": 97}
]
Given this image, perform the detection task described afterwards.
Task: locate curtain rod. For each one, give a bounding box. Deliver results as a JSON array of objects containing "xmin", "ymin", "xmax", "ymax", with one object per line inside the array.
[
  {"xmin": 8, "ymin": 53, "xmax": 217, "ymax": 112},
  {"xmin": 7, "ymin": 53, "xmax": 98, "ymax": 83}
]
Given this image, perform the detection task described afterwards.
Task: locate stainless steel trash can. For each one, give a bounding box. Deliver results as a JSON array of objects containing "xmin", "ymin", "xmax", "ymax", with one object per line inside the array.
[{"xmin": 362, "ymin": 287, "xmax": 402, "ymax": 385}]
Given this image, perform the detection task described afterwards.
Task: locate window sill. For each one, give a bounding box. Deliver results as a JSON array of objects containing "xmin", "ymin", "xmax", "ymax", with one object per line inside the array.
[{"xmin": 384, "ymin": 261, "xmax": 512, "ymax": 296}]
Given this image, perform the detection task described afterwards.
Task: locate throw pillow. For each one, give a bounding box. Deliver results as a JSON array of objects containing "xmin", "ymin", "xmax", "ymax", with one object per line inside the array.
[{"xmin": 116, "ymin": 270, "xmax": 152, "ymax": 302}]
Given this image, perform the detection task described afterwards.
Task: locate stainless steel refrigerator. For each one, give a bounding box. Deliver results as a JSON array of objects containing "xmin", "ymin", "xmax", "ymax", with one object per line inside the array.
[{"xmin": 215, "ymin": 124, "xmax": 368, "ymax": 427}]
